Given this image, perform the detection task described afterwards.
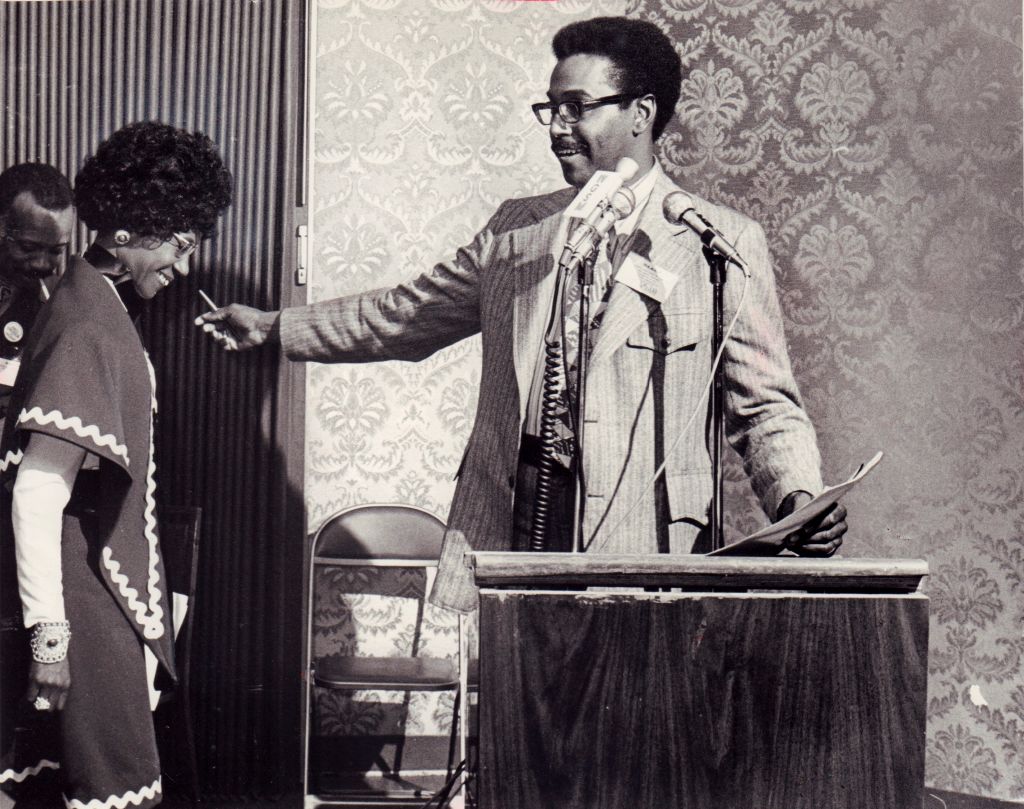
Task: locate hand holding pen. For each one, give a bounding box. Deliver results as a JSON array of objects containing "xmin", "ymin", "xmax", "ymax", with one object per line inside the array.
[{"xmin": 194, "ymin": 289, "xmax": 279, "ymax": 351}]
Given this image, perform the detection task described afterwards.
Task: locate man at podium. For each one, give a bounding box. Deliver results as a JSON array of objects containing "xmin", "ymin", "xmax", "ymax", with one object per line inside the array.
[{"xmin": 196, "ymin": 16, "xmax": 847, "ymax": 612}]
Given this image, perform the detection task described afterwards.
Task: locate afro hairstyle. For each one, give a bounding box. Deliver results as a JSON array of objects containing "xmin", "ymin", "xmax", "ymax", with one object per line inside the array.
[{"xmin": 74, "ymin": 121, "xmax": 232, "ymax": 239}]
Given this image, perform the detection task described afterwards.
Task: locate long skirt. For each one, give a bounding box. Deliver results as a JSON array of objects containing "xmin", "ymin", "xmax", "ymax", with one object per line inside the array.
[{"xmin": 1, "ymin": 511, "xmax": 162, "ymax": 808}]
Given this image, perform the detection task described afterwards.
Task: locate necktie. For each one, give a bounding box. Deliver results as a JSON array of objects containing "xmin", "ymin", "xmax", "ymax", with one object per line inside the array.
[
  {"xmin": 589, "ymin": 229, "xmax": 622, "ymax": 307},
  {"xmin": 541, "ymin": 229, "xmax": 628, "ymax": 469}
]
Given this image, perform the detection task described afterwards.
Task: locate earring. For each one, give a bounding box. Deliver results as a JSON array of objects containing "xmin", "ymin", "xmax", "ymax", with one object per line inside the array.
[{"xmin": 114, "ymin": 229, "xmax": 130, "ymax": 245}]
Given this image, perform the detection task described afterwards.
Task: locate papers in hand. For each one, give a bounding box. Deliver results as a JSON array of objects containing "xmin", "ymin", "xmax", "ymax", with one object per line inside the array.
[{"xmin": 708, "ymin": 451, "xmax": 883, "ymax": 556}]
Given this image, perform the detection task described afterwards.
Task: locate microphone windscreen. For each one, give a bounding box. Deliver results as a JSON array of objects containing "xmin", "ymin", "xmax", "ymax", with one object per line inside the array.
[
  {"xmin": 662, "ymin": 191, "xmax": 695, "ymax": 225},
  {"xmin": 614, "ymin": 157, "xmax": 639, "ymax": 182},
  {"xmin": 611, "ymin": 187, "xmax": 636, "ymax": 218}
]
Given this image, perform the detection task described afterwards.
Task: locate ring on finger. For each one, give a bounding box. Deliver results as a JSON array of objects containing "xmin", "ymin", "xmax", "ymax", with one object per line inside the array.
[{"xmin": 33, "ymin": 696, "xmax": 51, "ymax": 711}]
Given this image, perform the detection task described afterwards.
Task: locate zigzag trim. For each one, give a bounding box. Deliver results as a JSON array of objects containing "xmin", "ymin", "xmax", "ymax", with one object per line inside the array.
[
  {"xmin": 18, "ymin": 407, "xmax": 129, "ymax": 466},
  {"xmin": 64, "ymin": 775, "xmax": 161, "ymax": 809},
  {"xmin": 0, "ymin": 758, "xmax": 60, "ymax": 783},
  {"xmin": 0, "ymin": 448, "xmax": 23, "ymax": 473},
  {"xmin": 101, "ymin": 357, "xmax": 164, "ymax": 641}
]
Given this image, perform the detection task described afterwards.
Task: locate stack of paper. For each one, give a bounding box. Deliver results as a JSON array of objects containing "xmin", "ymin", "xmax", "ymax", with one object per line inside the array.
[{"xmin": 709, "ymin": 451, "xmax": 883, "ymax": 556}]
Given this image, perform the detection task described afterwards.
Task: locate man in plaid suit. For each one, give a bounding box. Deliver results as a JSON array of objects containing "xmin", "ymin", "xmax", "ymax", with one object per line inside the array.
[{"xmin": 197, "ymin": 17, "xmax": 847, "ymax": 612}]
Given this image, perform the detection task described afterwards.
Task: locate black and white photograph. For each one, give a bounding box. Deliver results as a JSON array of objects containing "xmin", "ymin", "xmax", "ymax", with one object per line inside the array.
[{"xmin": 1, "ymin": 1, "xmax": 1021, "ymax": 808}]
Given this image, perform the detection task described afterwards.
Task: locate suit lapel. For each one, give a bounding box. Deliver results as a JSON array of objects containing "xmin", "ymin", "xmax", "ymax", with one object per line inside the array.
[
  {"xmin": 590, "ymin": 172, "xmax": 700, "ymax": 367},
  {"xmin": 512, "ymin": 204, "xmax": 569, "ymax": 423},
  {"xmin": 508, "ymin": 174, "xmax": 704, "ymax": 404}
]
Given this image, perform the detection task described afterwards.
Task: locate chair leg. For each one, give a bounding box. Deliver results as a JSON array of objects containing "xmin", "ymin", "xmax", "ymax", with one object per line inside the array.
[
  {"xmin": 446, "ymin": 687, "xmax": 462, "ymax": 782},
  {"xmin": 303, "ymin": 675, "xmax": 313, "ymax": 799},
  {"xmin": 459, "ymin": 614, "xmax": 470, "ymax": 769},
  {"xmin": 178, "ymin": 691, "xmax": 201, "ymax": 803},
  {"xmin": 457, "ymin": 614, "xmax": 471, "ymax": 806}
]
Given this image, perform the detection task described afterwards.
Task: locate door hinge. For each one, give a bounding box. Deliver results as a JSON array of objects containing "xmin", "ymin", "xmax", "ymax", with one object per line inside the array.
[{"xmin": 295, "ymin": 225, "xmax": 308, "ymax": 286}]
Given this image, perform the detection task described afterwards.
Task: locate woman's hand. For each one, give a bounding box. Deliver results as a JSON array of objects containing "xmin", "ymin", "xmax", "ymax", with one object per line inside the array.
[{"xmin": 26, "ymin": 658, "xmax": 71, "ymax": 712}]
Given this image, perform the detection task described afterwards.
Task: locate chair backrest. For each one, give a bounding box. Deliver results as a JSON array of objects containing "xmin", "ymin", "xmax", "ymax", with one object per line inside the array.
[
  {"xmin": 158, "ymin": 506, "xmax": 202, "ymax": 681},
  {"xmin": 303, "ymin": 505, "xmax": 454, "ymax": 795},
  {"xmin": 160, "ymin": 506, "xmax": 202, "ymax": 598},
  {"xmin": 312, "ymin": 503, "xmax": 447, "ymax": 565}
]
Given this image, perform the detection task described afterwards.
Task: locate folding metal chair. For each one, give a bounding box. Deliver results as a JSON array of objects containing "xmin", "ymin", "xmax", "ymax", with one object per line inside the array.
[
  {"xmin": 154, "ymin": 505, "xmax": 202, "ymax": 803},
  {"xmin": 302, "ymin": 504, "xmax": 470, "ymax": 808}
]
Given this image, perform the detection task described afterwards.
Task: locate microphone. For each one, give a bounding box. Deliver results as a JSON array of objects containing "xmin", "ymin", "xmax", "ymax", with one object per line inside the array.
[
  {"xmin": 663, "ymin": 192, "xmax": 748, "ymax": 273},
  {"xmin": 559, "ymin": 186, "xmax": 635, "ymax": 275},
  {"xmin": 561, "ymin": 157, "xmax": 637, "ymax": 226},
  {"xmin": 564, "ymin": 156, "xmax": 638, "ymax": 220},
  {"xmin": 559, "ymin": 157, "xmax": 639, "ymax": 274}
]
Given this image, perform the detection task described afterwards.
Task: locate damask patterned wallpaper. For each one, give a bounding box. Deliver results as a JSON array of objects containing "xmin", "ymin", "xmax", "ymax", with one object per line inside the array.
[
  {"xmin": 307, "ymin": 0, "xmax": 625, "ymax": 775},
  {"xmin": 629, "ymin": 0, "xmax": 1023, "ymax": 800},
  {"xmin": 308, "ymin": 0, "xmax": 1023, "ymax": 800}
]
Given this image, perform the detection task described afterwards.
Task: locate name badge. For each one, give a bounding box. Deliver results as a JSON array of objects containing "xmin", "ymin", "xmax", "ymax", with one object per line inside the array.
[
  {"xmin": 616, "ymin": 254, "xmax": 679, "ymax": 303},
  {"xmin": 0, "ymin": 356, "xmax": 21, "ymax": 388}
]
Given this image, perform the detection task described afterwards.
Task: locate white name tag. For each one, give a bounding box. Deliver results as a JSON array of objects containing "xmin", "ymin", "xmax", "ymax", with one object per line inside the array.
[
  {"xmin": 0, "ymin": 357, "xmax": 20, "ymax": 388},
  {"xmin": 616, "ymin": 254, "xmax": 679, "ymax": 303}
]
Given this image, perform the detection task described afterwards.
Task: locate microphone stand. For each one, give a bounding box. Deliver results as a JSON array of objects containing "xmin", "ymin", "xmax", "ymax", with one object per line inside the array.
[
  {"xmin": 703, "ymin": 245, "xmax": 727, "ymax": 552},
  {"xmin": 534, "ymin": 188, "xmax": 631, "ymax": 552},
  {"xmin": 571, "ymin": 251, "xmax": 597, "ymax": 554}
]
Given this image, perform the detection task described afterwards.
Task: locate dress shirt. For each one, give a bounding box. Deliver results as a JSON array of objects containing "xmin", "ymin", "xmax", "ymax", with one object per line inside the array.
[{"xmin": 524, "ymin": 158, "xmax": 661, "ymax": 439}]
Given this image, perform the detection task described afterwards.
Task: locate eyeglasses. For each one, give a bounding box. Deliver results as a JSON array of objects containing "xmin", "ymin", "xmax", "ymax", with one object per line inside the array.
[
  {"xmin": 169, "ymin": 233, "xmax": 197, "ymax": 258},
  {"xmin": 531, "ymin": 94, "xmax": 636, "ymax": 126}
]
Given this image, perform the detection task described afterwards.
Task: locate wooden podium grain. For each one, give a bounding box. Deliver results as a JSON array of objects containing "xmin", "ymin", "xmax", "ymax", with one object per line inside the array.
[{"xmin": 471, "ymin": 553, "xmax": 928, "ymax": 809}]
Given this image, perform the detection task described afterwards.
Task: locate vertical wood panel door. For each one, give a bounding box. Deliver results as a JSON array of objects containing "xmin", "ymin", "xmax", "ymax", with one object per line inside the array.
[{"xmin": 2, "ymin": 0, "xmax": 307, "ymax": 799}]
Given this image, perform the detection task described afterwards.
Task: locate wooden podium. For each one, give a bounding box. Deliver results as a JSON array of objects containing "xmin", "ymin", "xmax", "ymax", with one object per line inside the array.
[{"xmin": 470, "ymin": 553, "xmax": 928, "ymax": 809}]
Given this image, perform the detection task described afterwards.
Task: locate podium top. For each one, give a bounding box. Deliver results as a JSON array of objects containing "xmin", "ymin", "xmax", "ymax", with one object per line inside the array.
[{"xmin": 470, "ymin": 553, "xmax": 928, "ymax": 594}]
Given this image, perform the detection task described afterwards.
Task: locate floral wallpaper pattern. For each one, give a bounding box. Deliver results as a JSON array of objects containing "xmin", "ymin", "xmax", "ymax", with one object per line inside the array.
[
  {"xmin": 308, "ymin": 0, "xmax": 1023, "ymax": 801},
  {"xmin": 307, "ymin": 0, "xmax": 623, "ymax": 776},
  {"xmin": 637, "ymin": 0, "xmax": 1023, "ymax": 800}
]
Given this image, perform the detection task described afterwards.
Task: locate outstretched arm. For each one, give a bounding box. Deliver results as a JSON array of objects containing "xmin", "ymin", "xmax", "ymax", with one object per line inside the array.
[{"xmin": 193, "ymin": 200, "xmax": 517, "ymax": 363}]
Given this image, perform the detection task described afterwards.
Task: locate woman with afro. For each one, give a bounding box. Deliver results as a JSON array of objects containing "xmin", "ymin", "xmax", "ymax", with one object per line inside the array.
[{"xmin": 0, "ymin": 121, "xmax": 231, "ymax": 809}]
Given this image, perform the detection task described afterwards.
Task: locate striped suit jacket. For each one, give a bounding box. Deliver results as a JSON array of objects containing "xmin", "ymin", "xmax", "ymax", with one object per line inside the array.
[{"xmin": 280, "ymin": 168, "xmax": 823, "ymax": 612}]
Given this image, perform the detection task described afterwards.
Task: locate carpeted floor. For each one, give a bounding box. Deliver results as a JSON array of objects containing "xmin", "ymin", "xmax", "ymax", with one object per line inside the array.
[
  {"xmin": 925, "ymin": 791, "xmax": 1024, "ymax": 809},
  {"xmin": 160, "ymin": 789, "xmax": 1023, "ymax": 809}
]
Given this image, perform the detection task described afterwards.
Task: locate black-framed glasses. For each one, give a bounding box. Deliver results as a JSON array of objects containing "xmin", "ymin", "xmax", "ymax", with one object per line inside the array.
[{"xmin": 531, "ymin": 94, "xmax": 636, "ymax": 126}]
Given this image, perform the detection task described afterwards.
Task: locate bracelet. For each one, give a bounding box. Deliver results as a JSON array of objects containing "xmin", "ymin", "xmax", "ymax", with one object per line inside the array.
[{"xmin": 29, "ymin": 621, "xmax": 71, "ymax": 663}]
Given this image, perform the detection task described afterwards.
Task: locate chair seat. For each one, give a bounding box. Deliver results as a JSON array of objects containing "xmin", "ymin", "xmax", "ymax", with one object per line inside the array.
[{"xmin": 314, "ymin": 656, "xmax": 459, "ymax": 691}]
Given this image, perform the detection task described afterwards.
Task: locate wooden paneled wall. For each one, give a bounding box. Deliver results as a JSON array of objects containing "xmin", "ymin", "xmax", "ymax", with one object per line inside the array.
[{"xmin": 2, "ymin": 0, "xmax": 307, "ymax": 798}]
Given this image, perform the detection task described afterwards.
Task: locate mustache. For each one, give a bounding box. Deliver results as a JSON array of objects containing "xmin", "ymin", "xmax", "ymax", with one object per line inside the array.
[
  {"xmin": 550, "ymin": 139, "xmax": 589, "ymax": 154},
  {"xmin": 16, "ymin": 267, "xmax": 56, "ymax": 280}
]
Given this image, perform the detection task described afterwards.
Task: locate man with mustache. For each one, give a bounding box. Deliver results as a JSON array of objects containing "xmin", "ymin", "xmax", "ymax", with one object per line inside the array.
[
  {"xmin": 0, "ymin": 164, "xmax": 74, "ymax": 432},
  {"xmin": 197, "ymin": 16, "xmax": 847, "ymax": 612}
]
